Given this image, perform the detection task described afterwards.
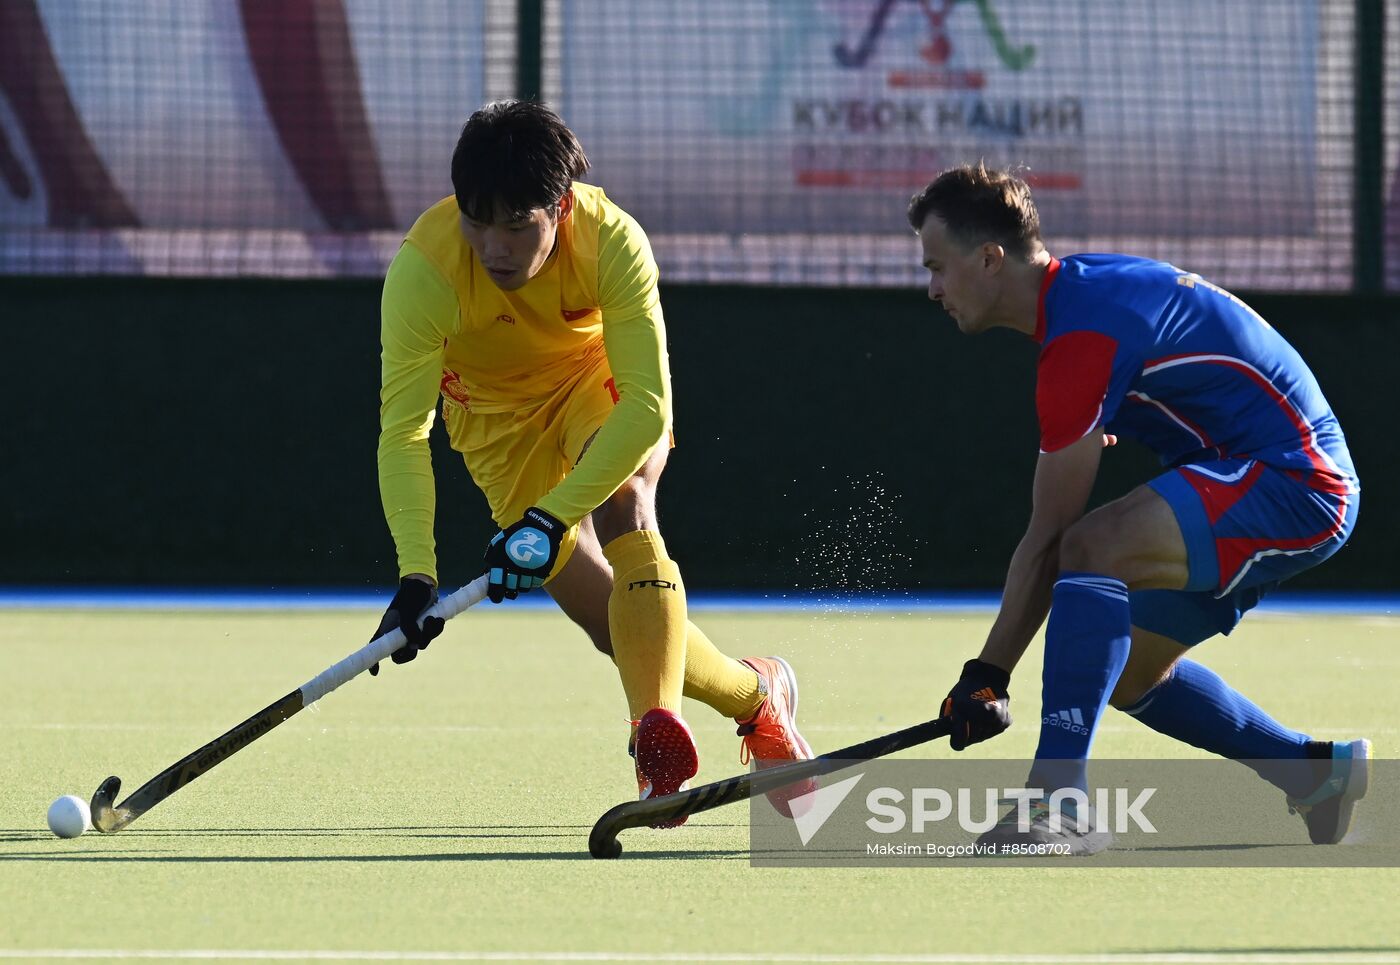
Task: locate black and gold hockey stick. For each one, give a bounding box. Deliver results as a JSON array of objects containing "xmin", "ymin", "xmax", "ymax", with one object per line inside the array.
[
  {"xmin": 588, "ymin": 716, "xmax": 953, "ymax": 858},
  {"xmin": 89, "ymin": 575, "xmax": 490, "ymax": 833}
]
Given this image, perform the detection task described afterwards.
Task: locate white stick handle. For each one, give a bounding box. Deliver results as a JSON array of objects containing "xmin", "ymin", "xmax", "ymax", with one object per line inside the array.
[{"xmin": 298, "ymin": 574, "xmax": 491, "ymax": 704}]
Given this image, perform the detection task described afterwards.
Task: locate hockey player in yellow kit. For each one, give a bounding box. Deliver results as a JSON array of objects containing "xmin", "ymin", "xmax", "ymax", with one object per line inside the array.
[{"xmin": 369, "ymin": 101, "xmax": 813, "ymax": 822}]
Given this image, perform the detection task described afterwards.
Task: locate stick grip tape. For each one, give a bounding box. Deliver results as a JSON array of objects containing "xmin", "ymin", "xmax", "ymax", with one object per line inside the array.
[{"xmin": 298, "ymin": 574, "xmax": 489, "ymax": 703}]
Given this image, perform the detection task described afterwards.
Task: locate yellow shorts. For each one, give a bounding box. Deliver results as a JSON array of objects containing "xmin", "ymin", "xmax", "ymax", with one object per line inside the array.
[{"xmin": 441, "ymin": 358, "xmax": 619, "ymax": 580}]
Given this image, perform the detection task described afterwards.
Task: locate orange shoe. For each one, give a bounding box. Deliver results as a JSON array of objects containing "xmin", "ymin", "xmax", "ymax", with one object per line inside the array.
[
  {"xmin": 633, "ymin": 708, "xmax": 699, "ymax": 828},
  {"xmin": 736, "ymin": 656, "xmax": 816, "ymax": 817},
  {"xmin": 626, "ymin": 724, "xmax": 648, "ymax": 798}
]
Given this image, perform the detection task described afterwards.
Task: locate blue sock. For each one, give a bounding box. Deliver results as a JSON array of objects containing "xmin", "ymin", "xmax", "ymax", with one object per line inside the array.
[
  {"xmin": 1028, "ymin": 572, "xmax": 1132, "ymax": 795},
  {"xmin": 1121, "ymin": 659, "xmax": 1317, "ymax": 796}
]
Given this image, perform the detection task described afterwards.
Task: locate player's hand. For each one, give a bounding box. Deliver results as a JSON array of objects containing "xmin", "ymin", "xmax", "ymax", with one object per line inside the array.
[
  {"xmin": 368, "ymin": 576, "xmax": 445, "ymax": 676},
  {"xmin": 1102, "ymin": 432, "xmax": 1118, "ymax": 448},
  {"xmin": 941, "ymin": 658, "xmax": 1012, "ymax": 751},
  {"xmin": 483, "ymin": 507, "xmax": 564, "ymax": 603}
]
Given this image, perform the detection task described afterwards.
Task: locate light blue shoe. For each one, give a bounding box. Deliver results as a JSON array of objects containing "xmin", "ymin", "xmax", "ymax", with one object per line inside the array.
[{"xmin": 1286, "ymin": 739, "xmax": 1371, "ymax": 844}]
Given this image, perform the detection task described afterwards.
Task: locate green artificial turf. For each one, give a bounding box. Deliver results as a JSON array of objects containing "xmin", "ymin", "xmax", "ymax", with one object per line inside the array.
[{"xmin": 2, "ymin": 606, "xmax": 1397, "ymax": 963}]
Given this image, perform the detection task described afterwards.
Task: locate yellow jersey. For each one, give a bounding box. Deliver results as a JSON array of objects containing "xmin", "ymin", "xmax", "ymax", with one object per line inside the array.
[{"xmin": 377, "ymin": 182, "xmax": 671, "ymax": 581}]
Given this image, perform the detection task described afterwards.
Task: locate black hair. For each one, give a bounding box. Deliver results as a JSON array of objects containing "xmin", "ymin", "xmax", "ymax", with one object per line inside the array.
[
  {"xmin": 450, "ymin": 100, "xmax": 590, "ymax": 224},
  {"xmin": 907, "ymin": 163, "xmax": 1042, "ymax": 258}
]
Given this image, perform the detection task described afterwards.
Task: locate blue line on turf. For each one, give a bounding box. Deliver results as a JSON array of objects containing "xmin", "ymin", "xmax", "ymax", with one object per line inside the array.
[{"xmin": 0, "ymin": 587, "xmax": 1395, "ymax": 615}]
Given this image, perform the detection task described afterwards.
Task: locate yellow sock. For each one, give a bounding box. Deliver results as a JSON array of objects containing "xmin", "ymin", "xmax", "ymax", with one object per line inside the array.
[
  {"xmin": 683, "ymin": 622, "xmax": 764, "ymax": 720},
  {"xmin": 604, "ymin": 530, "xmax": 687, "ymax": 718}
]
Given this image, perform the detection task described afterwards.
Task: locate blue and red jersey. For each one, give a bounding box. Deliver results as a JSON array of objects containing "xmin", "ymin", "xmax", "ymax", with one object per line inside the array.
[{"xmin": 1034, "ymin": 254, "xmax": 1358, "ymax": 496}]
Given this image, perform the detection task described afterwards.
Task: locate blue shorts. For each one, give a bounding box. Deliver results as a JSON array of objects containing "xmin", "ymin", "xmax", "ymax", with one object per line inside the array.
[{"xmin": 1129, "ymin": 458, "xmax": 1358, "ymax": 646}]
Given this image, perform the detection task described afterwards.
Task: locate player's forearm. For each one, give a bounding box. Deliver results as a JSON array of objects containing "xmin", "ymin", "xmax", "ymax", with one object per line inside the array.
[
  {"xmin": 979, "ymin": 529, "xmax": 1060, "ymax": 673},
  {"xmin": 377, "ymin": 242, "xmax": 455, "ymax": 580},
  {"xmin": 534, "ymin": 396, "xmax": 667, "ymax": 526},
  {"xmin": 377, "ymin": 432, "xmax": 439, "ymax": 581}
]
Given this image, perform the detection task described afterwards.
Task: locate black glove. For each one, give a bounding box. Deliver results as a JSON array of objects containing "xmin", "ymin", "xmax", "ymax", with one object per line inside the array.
[
  {"xmin": 368, "ymin": 577, "xmax": 445, "ymax": 676},
  {"xmin": 941, "ymin": 658, "xmax": 1012, "ymax": 751},
  {"xmin": 483, "ymin": 506, "xmax": 564, "ymax": 603}
]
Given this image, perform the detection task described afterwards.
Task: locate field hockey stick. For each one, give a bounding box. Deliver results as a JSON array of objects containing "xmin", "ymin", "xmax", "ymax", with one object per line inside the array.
[
  {"xmin": 588, "ymin": 715, "xmax": 953, "ymax": 858},
  {"xmin": 89, "ymin": 575, "xmax": 491, "ymax": 833}
]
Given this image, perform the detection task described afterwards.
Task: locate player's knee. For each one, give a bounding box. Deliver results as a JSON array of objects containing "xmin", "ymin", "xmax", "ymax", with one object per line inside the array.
[
  {"xmin": 1059, "ymin": 515, "xmax": 1122, "ymax": 574},
  {"xmin": 592, "ymin": 475, "xmax": 657, "ymax": 545},
  {"xmin": 608, "ymin": 472, "xmax": 651, "ymax": 506}
]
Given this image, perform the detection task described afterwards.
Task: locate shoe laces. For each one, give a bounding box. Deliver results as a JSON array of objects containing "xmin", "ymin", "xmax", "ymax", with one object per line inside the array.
[
  {"xmin": 736, "ymin": 707, "xmax": 787, "ymax": 766},
  {"xmin": 996, "ymin": 798, "xmax": 1052, "ymax": 827}
]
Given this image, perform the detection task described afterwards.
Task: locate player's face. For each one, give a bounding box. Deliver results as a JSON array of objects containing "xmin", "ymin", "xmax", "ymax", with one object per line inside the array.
[
  {"xmin": 460, "ymin": 195, "xmax": 571, "ymax": 291},
  {"xmin": 919, "ymin": 216, "xmax": 1002, "ymax": 334}
]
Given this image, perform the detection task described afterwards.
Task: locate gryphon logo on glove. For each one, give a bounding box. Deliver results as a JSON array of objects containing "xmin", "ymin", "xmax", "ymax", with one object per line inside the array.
[{"xmin": 506, "ymin": 529, "xmax": 549, "ymax": 566}]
